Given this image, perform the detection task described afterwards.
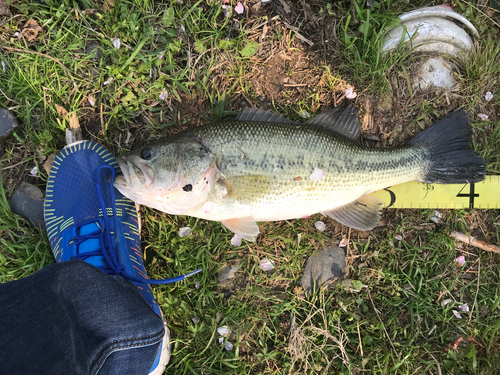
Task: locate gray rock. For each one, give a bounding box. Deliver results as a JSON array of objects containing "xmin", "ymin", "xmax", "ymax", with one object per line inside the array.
[
  {"xmin": 85, "ymin": 42, "xmax": 103, "ymax": 61},
  {"xmin": 9, "ymin": 182, "xmax": 46, "ymax": 229},
  {"xmin": 0, "ymin": 108, "xmax": 19, "ymax": 141},
  {"xmin": 301, "ymin": 246, "xmax": 346, "ymax": 295}
]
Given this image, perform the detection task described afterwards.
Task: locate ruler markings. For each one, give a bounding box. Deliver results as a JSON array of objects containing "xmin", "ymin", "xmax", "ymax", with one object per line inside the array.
[{"xmin": 369, "ymin": 176, "xmax": 500, "ymax": 209}]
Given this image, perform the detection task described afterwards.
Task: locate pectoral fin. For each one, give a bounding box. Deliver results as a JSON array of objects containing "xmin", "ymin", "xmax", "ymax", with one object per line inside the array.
[
  {"xmin": 219, "ymin": 174, "xmax": 273, "ymax": 204},
  {"xmin": 321, "ymin": 195, "xmax": 383, "ymax": 231},
  {"xmin": 220, "ymin": 217, "xmax": 260, "ymax": 242}
]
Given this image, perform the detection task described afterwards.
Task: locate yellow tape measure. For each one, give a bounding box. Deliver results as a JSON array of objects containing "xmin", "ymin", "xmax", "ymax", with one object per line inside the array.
[{"xmin": 369, "ymin": 176, "xmax": 500, "ymax": 209}]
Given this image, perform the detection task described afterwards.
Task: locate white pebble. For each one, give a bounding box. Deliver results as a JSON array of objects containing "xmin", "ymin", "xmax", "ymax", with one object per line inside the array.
[{"xmin": 178, "ymin": 227, "xmax": 191, "ymax": 237}]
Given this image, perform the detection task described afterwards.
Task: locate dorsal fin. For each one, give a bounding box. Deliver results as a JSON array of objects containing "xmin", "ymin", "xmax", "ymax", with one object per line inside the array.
[
  {"xmin": 235, "ymin": 107, "xmax": 298, "ymax": 124},
  {"xmin": 306, "ymin": 103, "xmax": 361, "ymax": 141}
]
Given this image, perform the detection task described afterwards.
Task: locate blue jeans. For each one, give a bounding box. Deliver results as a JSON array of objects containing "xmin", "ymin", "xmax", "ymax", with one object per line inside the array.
[{"xmin": 0, "ymin": 260, "xmax": 164, "ymax": 375}]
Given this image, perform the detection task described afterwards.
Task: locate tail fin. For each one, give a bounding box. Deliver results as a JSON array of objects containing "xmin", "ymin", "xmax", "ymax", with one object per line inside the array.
[{"xmin": 408, "ymin": 108, "xmax": 486, "ymax": 184}]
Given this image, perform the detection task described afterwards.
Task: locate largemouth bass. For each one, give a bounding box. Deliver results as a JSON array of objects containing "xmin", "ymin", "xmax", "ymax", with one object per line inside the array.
[{"xmin": 114, "ymin": 104, "xmax": 485, "ymax": 241}]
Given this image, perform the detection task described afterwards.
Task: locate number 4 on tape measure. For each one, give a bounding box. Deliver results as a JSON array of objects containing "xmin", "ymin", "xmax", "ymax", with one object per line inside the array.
[
  {"xmin": 369, "ymin": 176, "xmax": 500, "ymax": 209},
  {"xmin": 456, "ymin": 183, "xmax": 479, "ymax": 209}
]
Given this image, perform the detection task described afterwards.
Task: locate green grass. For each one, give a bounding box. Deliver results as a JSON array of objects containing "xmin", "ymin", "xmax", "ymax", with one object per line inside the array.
[{"xmin": 1, "ymin": 0, "xmax": 500, "ymax": 374}]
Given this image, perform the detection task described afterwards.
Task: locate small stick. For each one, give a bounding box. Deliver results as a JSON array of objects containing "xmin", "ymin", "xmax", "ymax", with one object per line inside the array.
[
  {"xmin": 357, "ymin": 321, "xmax": 363, "ymax": 357},
  {"xmin": 450, "ymin": 231, "xmax": 500, "ymax": 254},
  {"xmin": 283, "ymin": 22, "xmax": 314, "ymax": 46},
  {"xmin": 368, "ymin": 290, "xmax": 400, "ymax": 360},
  {"xmin": 469, "ymin": 258, "xmax": 481, "ymax": 325}
]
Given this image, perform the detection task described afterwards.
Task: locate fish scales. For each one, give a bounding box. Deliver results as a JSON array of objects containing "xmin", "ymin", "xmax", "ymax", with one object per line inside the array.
[{"xmin": 188, "ymin": 121, "xmax": 426, "ymax": 221}]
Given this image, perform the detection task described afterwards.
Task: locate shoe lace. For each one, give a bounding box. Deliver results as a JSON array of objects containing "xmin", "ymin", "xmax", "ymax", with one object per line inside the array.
[{"xmin": 72, "ymin": 165, "xmax": 202, "ymax": 284}]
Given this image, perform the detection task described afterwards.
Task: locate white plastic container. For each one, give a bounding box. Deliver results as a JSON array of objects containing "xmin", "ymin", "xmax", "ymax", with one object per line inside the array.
[{"xmin": 382, "ymin": 6, "xmax": 478, "ymax": 90}]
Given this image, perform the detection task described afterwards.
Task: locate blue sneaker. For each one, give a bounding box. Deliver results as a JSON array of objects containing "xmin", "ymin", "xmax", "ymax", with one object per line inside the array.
[{"xmin": 44, "ymin": 141, "xmax": 201, "ymax": 374}]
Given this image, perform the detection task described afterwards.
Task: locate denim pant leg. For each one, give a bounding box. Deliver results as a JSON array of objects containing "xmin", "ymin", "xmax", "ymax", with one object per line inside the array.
[{"xmin": 0, "ymin": 260, "xmax": 165, "ymax": 375}]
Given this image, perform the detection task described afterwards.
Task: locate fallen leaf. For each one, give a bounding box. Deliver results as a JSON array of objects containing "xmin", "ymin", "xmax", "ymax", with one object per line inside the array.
[
  {"xmin": 230, "ymin": 234, "xmax": 242, "ymax": 246},
  {"xmin": 346, "ymin": 87, "xmax": 357, "ymax": 99},
  {"xmin": 478, "ymin": 113, "xmax": 489, "ymax": 121},
  {"xmin": 217, "ymin": 325, "xmax": 230, "ymax": 337},
  {"xmin": 55, "ymin": 104, "xmax": 68, "ymax": 118},
  {"xmin": 310, "ymin": 168, "xmax": 324, "ymax": 181},
  {"xmin": 430, "ymin": 210, "xmax": 442, "ymax": 224},
  {"xmin": 459, "ymin": 303, "xmax": 469, "ymax": 312},
  {"xmin": 235, "ymin": 2, "xmax": 244, "ymax": 14},
  {"xmin": 159, "ymin": 89, "xmax": 168, "ymax": 100},
  {"xmin": 221, "ymin": 4, "xmax": 230, "ymax": 17},
  {"xmin": 103, "ymin": 0, "xmax": 115, "ymax": 11},
  {"xmin": 259, "ymin": 257, "xmax": 275, "ymax": 271},
  {"xmin": 315, "ymin": 221, "xmax": 326, "ymax": 231},
  {"xmin": 22, "ymin": 18, "xmax": 43, "ymax": 42},
  {"xmin": 43, "ymin": 153, "xmax": 56, "ymax": 175},
  {"xmin": 218, "ymin": 337, "xmax": 233, "ymax": 350},
  {"xmin": 111, "ymin": 37, "xmax": 121, "ymax": 49}
]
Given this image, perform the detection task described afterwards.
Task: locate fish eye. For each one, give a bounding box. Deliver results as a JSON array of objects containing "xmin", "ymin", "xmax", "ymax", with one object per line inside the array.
[
  {"xmin": 140, "ymin": 147, "xmax": 154, "ymax": 160},
  {"xmin": 182, "ymin": 184, "xmax": 193, "ymax": 192}
]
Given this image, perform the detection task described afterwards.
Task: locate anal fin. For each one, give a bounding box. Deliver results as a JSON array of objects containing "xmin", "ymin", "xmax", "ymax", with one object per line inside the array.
[
  {"xmin": 220, "ymin": 217, "xmax": 260, "ymax": 242},
  {"xmin": 321, "ymin": 195, "xmax": 382, "ymax": 231}
]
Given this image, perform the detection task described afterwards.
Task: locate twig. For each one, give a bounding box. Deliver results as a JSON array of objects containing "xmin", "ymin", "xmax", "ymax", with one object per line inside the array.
[
  {"xmin": 283, "ymin": 21, "xmax": 314, "ymax": 46},
  {"xmin": 450, "ymin": 231, "xmax": 500, "ymax": 254},
  {"xmin": 0, "ymin": 88, "xmax": 20, "ymax": 104},
  {"xmin": 469, "ymin": 258, "xmax": 481, "ymax": 325},
  {"xmin": 1, "ymin": 46, "xmax": 78, "ymax": 92},
  {"xmin": 357, "ymin": 320, "xmax": 363, "ymax": 357},
  {"xmin": 426, "ymin": 350, "xmax": 443, "ymax": 375},
  {"xmin": 1, "ymin": 158, "xmax": 32, "ymax": 170},
  {"xmin": 368, "ymin": 290, "xmax": 400, "ymax": 360},
  {"xmin": 426, "ymin": 272, "xmax": 447, "ymax": 283}
]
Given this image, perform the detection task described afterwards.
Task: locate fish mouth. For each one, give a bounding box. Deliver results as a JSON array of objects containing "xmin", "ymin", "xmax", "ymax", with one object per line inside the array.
[
  {"xmin": 116, "ymin": 156, "xmax": 155, "ymax": 187},
  {"xmin": 116, "ymin": 156, "xmax": 131, "ymax": 185}
]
